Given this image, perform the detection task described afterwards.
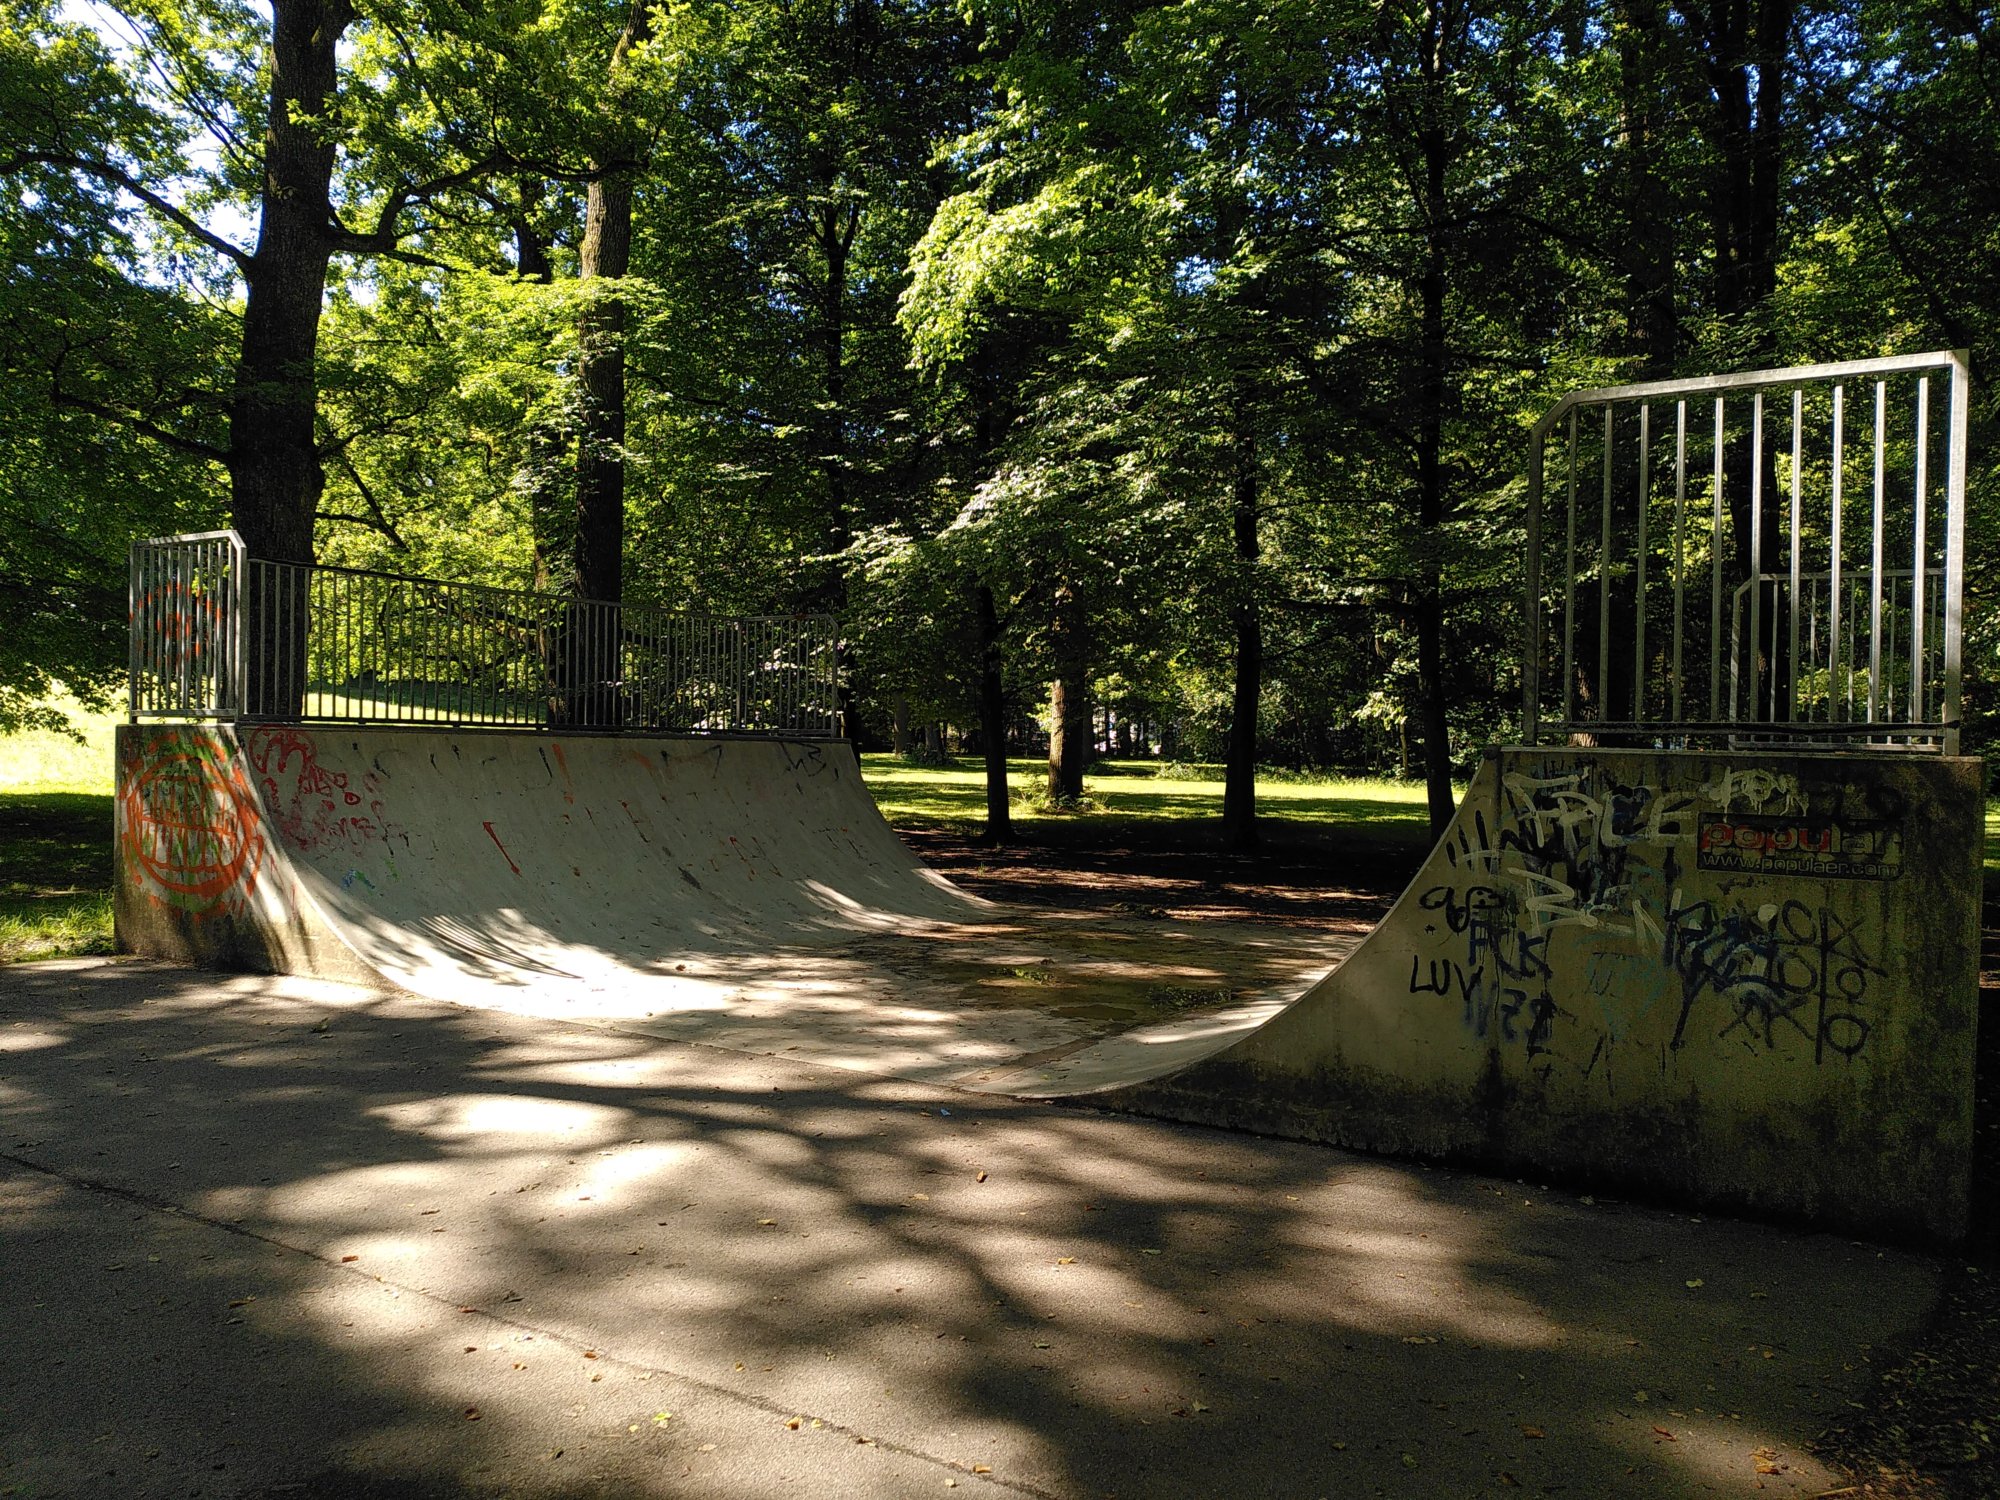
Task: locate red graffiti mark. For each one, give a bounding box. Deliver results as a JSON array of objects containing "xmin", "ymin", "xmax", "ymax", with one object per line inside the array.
[
  {"xmin": 550, "ymin": 742, "xmax": 575, "ymax": 804},
  {"xmin": 619, "ymin": 801, "xmax": 651, "ymax": 843},
  {"xmin": 482, "ymin": 821, "xmax": 522, "ymax": 876},
  {"xmin": 246, "ymin": 726, "xmax": 398, "ymax": 855},
  {"xmin": 118, "ymin": 731, "xmax": 267, "ymax": 916}
]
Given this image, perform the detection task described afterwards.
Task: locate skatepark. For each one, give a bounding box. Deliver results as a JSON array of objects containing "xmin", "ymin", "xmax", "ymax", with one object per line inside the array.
[{"xmin": 3, "ymin": 353, "xmax": 1983, "ymax": 1495}]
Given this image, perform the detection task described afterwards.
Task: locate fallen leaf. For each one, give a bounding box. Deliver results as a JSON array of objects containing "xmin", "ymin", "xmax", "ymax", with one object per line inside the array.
[
  {"xmin": 975, "ymin": 1171, "xmax": 988, "ymax": 1183},
  {"xmin": 583, "ymin": 1350, "xmax": 599, "ymax": 1359},
  {"xmin": 340, "ymin": 1255, "xmax": 359, "ymax": 1263},
  {"xmin": 785, "ymin": 1417, "xmax": 801, "ymax": 1430},
  {"xmin": 1140, "ymin": 1248, "xmax": 1162, "ymax": 1256},
  {"xmin": 463, "ymin": 1407, "xmax": 481, "ymax": 1421},
  {"xmin": 1521, "ymin": 1425, "xmax": 1546, "ymax": 1439},
  {"xmin": 1056, "ymin": 1257, "xmax": 1076, "ymax": 1266},
  {"xmin": 1652, "ymin": 1425, "xmax": 1678, "ymax": 1441},
  {"xmin": 972, "ymin": 1464, "xmax": 992, "ymax": 1473},
  {"xmin": 1685, "ymin": 1278, "xmax": 1705, "ymax": 1289}
]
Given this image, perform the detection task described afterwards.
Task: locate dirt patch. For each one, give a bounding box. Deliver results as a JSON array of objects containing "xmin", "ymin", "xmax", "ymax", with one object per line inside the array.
[{"xmin": 897, "ymin": 828, "xmax": 1401, "ymax": 933}]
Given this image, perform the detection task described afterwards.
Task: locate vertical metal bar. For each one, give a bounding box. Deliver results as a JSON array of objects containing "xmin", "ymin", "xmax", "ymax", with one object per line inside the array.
[
  {"xmin": 1943, "ymin": 350, "xmax": 1969, "ymax": 753},
  {"xmin": 1911, "ymin": 376, "xmax": 1930, "ymax": 724},
  {"xmin": 1561, "ymin": 412, "xmax": 1578, "ymax": 731},
  {"xmin": 1598, "ymin": 406, "xmax": 1613, "ymax": 723},
  {"xmin": 127, "ymin": 543, "xmax": 141, "ymax": 720},
  {"xmin": 1710, "ymin": 398, "xmax": 1725, "ymax": 721},
  {"xmin": 1829, "ymin": 384, "xmax": 1845, "ymax": 718},
  {"xmin": 1787, "ymin": 390, "xmax": 1802, "ymax": 725},
  {"xmin": 1749, "ymin": 392, "xmax": 1765, "ymax": 719},
  {"xmin": 1671, "ymin": 401, "xmax": 1686, "ymax": 723},
  {"xmin": 1634, "ymin": 404, "xmax": 1650, "ymax": 722},
  {"xmin": 1868, "ymin": 380, "xmax": 1887, "ymax": 724}
]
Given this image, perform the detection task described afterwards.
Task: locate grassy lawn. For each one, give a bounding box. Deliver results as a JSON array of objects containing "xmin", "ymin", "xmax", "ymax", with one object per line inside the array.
[
  {"xmin": 860, "ymin": 753, "xmax": 1441, "ymax": 870},
  {"xmin": 0, "ymin": 703, "xmax": 120, "ymax": 962}
]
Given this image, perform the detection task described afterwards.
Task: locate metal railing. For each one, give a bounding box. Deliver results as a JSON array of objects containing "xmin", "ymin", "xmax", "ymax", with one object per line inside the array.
[
  {"xmin": 1521, "ymin": 351, "xmax": 1969, "ymax": 752},
  {"xmin": 130, "ymin": 532, "xmax": 841, "ymax": 737}
]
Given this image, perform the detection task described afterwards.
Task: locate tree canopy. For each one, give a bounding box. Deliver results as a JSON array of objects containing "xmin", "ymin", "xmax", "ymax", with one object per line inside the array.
[{"xmin": 2, "ymin": 0, "xmax": 1992, "ymax": 829}]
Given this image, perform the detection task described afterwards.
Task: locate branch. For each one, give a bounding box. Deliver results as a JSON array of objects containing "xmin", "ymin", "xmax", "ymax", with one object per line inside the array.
[
  {"xmin": 321, "ymin": 450, "xmax": 407, "ymax": 548},
  {"xmin": 48, "ymin": 387, "xmax": 230, "ymax": 464},
  {"xmin": 0, "ymin": 150, "xmax": 252, "ymax": 273},
  {"xmin": 325, "ymin": 152, "xmax": 514, "ymax": 255}
]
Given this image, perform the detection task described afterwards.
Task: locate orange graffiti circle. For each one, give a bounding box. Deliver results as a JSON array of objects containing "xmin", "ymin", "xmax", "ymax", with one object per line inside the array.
[{"xmin": 120, "ymin": 739, "xmax": 266, "ymax": 904}]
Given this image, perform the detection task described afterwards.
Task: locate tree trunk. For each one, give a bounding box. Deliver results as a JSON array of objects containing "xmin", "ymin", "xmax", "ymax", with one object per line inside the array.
[
  {"xmin": 1221, "ymin": 420, "xmax": 1261, "ymax": 850},
  {"xmin": 1613, "ymin": 0, "xmax": 1679, "ymax": 375},
  {"xmin": 233, "ymin": 0, "xmax": 354, "ymax": 716},
  {"xmin": 564, "ymin": 1, "xmax": 651, "ymax": 727},
  {"xmin": 1045, "ymin": 582, "xmax": 1090, "ymax": 804},
  {"xmin": 1685, "ymin": 0, "xmax": 1793, "ymax": 717},
  {"xmin": 1046, "ymin": 678, "xmax": 1089, "ymax": 803},
  {"xmin": 976, "ymin": 584, "xmax": 1012, "ymax": 843},
  {"xmin": 1415, "ymin": 89, "xmax": 1457, "ymax": 837}
]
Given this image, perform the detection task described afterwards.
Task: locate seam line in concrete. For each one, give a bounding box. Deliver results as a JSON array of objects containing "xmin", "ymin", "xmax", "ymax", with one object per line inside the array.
[{"xmin": 0, "ymin": 1149, "xmax": 1060, "ymax": 1500}]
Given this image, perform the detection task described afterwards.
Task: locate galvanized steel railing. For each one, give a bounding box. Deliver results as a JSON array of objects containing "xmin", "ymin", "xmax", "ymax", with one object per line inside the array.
[
  {"xmin": 130, "ymin": 531, "xmax": 841, "ymax": 737},
  {"xmin": 1521, "ymin": 351, "xmax": 1969, "ymax": 753}
]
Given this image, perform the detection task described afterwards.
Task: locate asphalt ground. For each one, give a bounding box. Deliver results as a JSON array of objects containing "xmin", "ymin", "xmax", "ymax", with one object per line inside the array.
[{"xmin": 0, "ymin": 957, "xmax": 1945, "ymax": 1500}]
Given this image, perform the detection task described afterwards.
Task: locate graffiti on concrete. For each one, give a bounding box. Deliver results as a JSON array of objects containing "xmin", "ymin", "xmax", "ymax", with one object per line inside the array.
[
  {"xmin": 118, "ymin": 731, "xmax": 268, "ymax": 917},
  {"xmin": 1408, "ymin": 762, "xmax": 1885, "ymax": 1070},
  {"xmin": 247, "ymin": 726, "xmax": 403, "ymax": 860}
]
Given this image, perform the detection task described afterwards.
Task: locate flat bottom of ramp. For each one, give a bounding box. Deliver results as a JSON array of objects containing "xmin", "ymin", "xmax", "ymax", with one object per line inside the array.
[{"xmin": 287, "ymin": 906, "xmax": 1355, "ymax": 1097}]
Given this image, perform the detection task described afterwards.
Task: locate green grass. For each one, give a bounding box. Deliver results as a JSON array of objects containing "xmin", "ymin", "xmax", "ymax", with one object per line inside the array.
[
  {"xmin": 859, "ymin": 753, "xmax": 1441, "ymax": 866},
  {"xmin": 0, "ymin": 702, "xmax": 119, "ymax": 962}
]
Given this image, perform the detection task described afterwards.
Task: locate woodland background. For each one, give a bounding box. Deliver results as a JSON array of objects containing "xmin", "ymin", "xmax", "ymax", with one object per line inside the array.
[{"xmin": 3, "ymin": 0, "xmax": 1995, "ymax": 846}]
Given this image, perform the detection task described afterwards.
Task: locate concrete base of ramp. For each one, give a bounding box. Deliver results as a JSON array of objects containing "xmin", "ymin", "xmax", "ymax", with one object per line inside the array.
[
  {"xmin": 1086, "ymin": 746, "xmax": 1983, "ymax": 1246},
  {"xmin": 112, "ymin": 724, "xmax": 1337, "ymax": 1090}
]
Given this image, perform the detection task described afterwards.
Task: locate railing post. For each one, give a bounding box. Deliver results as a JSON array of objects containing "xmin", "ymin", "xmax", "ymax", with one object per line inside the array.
[
  {"xmin": 1521, "ymin": 422, "xmax": 1544, "ymax": 744},
  {"xmin": 1942, "ymin": 349, "xmax": 1970, "ymax": 755}
]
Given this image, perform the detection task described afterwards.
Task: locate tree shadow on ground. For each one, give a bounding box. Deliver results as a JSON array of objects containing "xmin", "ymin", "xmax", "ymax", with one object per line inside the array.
[{"xmin": 0, "ymin": 959, "xmax": 1940, "ymax": 1499}]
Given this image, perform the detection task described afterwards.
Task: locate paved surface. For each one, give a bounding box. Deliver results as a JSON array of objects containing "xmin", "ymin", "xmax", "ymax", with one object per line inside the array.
[{"xmin": 0, "ymin": 956, "xmax": 1943, "ymax": 1499}]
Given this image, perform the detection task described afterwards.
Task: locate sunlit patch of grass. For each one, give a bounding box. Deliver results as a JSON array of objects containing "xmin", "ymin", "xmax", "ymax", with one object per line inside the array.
[
  {"xmin": 859, "ymin": 752, "xmax": 1445, "ymax": 867},
  {"xmin": 0, "ymin": 700, "xmax": 120, "ymax": 796}
]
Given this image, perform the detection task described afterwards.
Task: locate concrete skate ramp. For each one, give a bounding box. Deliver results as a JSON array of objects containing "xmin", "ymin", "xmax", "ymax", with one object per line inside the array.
[
  {"xmin": 117, "ymin": 725, "xmax": 987, "ymax": 995},
  {"xmin": 114, "ymin": 724, "xmax": 1979, "ymax": 1242},
  {"xmin": 113, "ymin": 723, "xmax": 1334, "ymax": 1082},
  {"xmin": 1072, "ymin": 745, "xmax": 1982, "ymax": 1245}
]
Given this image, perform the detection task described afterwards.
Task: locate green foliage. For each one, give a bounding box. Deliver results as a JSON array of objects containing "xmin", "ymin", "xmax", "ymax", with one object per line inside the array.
[{"xmin": 1, "ymin": 0, "xmax": 1994, "ymax": 772}]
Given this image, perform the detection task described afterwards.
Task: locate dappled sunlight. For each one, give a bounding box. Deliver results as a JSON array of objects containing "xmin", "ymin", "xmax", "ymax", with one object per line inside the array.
[
  {"xmin": 0, "ymin": 960, "xmax": 1937, "ymax": 1498},
  {"xmin": 367, "ymin": 1091, "xmax": 637, "ymax": 1146}
]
